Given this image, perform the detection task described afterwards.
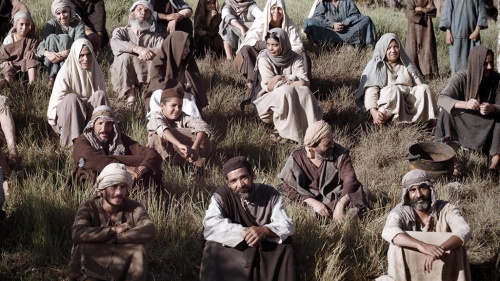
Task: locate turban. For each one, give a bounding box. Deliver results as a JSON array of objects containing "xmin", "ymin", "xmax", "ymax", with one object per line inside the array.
[
  {"xmin": 91, "ymin": 105, "xmax": 115, "ymax": 123},
  {"xmin": 130, "ymin": 0, "xmax": 154, "ymax": 12},
  {"xmin": 400, "ymin": 169, "xmax": 436, "ymax": 205},
  {"xmin": 51, "ymin": 0, "xmax": 74, "ymax": 17},
  {"xmin": 13, "ymin": 12, "xmax": 31, "ymax": 25},
  {"xmin": 303, "ymin": 120, "xmax": 332, "ymax": 157},
  {"xmin": 161, "ymin": 81, "xmax": 185, "ymax": 100},
  {"xmin": 94, "ymin": 163, "xmax": 133, "ymax": 191},
  {"xmin": 222, "ymin": 156, "xmax": 252, "ymax": 177}
]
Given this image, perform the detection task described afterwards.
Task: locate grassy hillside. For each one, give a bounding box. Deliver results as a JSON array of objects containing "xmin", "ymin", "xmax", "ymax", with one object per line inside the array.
[{"xmin": 0, "ymin": 0, "xmax": 498, "ymax": 280}]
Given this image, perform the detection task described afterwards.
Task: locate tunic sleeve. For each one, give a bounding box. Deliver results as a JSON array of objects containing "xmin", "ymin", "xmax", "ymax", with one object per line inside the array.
[
  {"xmin": 257, "ymin": 57, "xmax": 277, "ymax": 92},
  {"xmin": 72, "ymin": 135, "xmax": 120, "ymax": 171},
  {"xmin": 37, "ymin": 21, "xmax": 57, "ymax": 57},
  {"xmin": 288, "ymin": 57, "xmax": 309, "ymax": 85},
  {"xmin": 381, "ymin": 210, "xmax": 407, "ymax": 243},
  {"xmin": 476, "ymin": 0, "xmax": 488, "ymax": 29},
  {"xmin": 146, "ymin": 111, "xmax": 171, "ymax": 137},
  {"xmin": 341, "ymin": 0, "xmax": 362, "ymax": 26},
  {"xmin": 263, "ymin": 196, "xmax": 295, "ymax": 243},
  {"xmin": 116, "ymin": 202, "xmax": 156, "ymax": 244},
  {"xmin": 110, "ymin": 27, "xmax": 136, "ymax": 56},
  {"xmin": 438, "ymin": 0, "xmax": 452, "ymax": 31},
  {"xmin": 405, "ymin": 0, "xmax": 424, "ymax": 24},
  {"xmin": 312, "ymin": 1, "xmax": 328, "ymax": 22},
  {"xmin": 71, "ymin": 202, "xmax": 116, "ymax": 243},
  {"xmin": 337, "ymin": 152, "xmax": 362, "ymax": 199},
  {"xmin": 364, "ymin": 86, "xmax": 380, "ymax": 111},
  {"xmin": 88, "ymin": 0, "xmax": 106, "ymax": 34},
  {"xmin": 278, "ymin": 155, "xmax": 316, "ymax": 202},
  {"xmin": 442, "ymin": 203, "xmax": 471, "ymax": 245},
  {"xmin": 183, "ymin": 114, "xmax": 212, "ymax": 136},
  {"xmin": 202, "ymin": 196, "xmax": 245, "ymax": 247},
  {"xmin": 437, "ymin": 72, "xmax": 466, "ymax": 114},
  {"xmin": 122, "ymin": 135, "xmax": 163, "ymax": 170},
  {"xmin": 286, "ymin": 21, "xmax": 304, "ymax": 52}
]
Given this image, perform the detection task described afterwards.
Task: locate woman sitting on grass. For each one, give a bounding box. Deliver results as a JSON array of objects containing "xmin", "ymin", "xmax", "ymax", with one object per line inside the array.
[
  {"xmin": 36, "ymin": 0, "xmax": 85, "ymax": 86},
  {"xmin": 356, "ymin": 33, "xmax": 438, "ymax": 126},
  {"xmin": 0, "ymin": 12, "xmax": 39, "ymax": 87},
  {"xmin": 435, "ymin": 46, "xmax": 500, "ymax": 174},
  {"xmin": 147, "ymin": 82, "xmax": 212, "ymax": 168},
  {"xmin": 244, "ymin": 28, "xmax": 323, "ymax": 143},
  {"xmin": 47, "ymin": 38, "xmax": 110, "ymax": 149},
  {"xmin": 147, "ymin": 31, "xmax": 208, "ymax": 116},
  {"xmin": 235, "ymin": 0, "xmax": 310, "ymax": 89},
  {"xmin": 219, "ymin": 0, "xmax": 262, "ymax": 59},
  {"xmin": 193, "ymin": 0, "xmax": 224, "ymax": 59}
]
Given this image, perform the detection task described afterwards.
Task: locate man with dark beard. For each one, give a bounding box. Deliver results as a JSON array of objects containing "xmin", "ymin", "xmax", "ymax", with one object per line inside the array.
[
  {"xmin": 279, "ymin": 120, "xmax": 367, "ymax": 223},
  {"xmin": 69, "ymin": 106, "xmax": 162, "ymax": 194},
  {"xmin": 110, "ymin": 0, "xmax": 164, "ymax": 109},
  {"xmin": 377, "ymin": 170, "xmax": 472, "ymax": 281},
  {"xmin": 67, "ymin": 163, "xmax": 155, "ymax": 281},
  {"xmin": 200, "ymin": 156, "xmax": 297, "ymax": 281}
]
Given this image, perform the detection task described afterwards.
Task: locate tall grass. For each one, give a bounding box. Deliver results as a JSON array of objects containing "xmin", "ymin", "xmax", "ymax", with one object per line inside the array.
[{"xmin": 0, "ymin": 1, "xmax": 498, "ymax": 280}]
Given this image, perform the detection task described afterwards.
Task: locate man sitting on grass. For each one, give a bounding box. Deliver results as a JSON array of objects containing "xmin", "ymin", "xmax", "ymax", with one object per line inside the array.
[
  {"xmin": 377, "ymin": 169, "xmax": 472, "ymax": 281},
  {"xmin": 200, "ymin": 156, "xmax": 297, "ymax": 281},
  {"xmin": 110, "ymin": 0, "xmax": 164, "ymax": 108},
  {"xmin": 279, "ymin": 120, "xmax": 367, "ymax": 222},
  {"xmin": 67, "ymin": 163, "xmax": 155, "ymax": 281},
  {"xmin": 69, "ymin": 106, "xmax": 162, "ymax": 193}
]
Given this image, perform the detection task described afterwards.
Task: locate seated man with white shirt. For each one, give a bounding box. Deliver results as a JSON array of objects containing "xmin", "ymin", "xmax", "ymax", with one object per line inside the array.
[{"xmin": 200, "ymin": 156, "xmax": 296, "ymax": 281}]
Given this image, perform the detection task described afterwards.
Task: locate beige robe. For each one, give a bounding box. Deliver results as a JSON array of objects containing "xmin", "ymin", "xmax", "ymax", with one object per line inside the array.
[
  {"xmin": 110, "ymin": 26, "xmax": 164, "ymax": 98},
  {"xmin": 253, "ymin": 56, "xmax": 323, "ymax": 143},
  {"xmin": 146, "ymin": 111, "xmax": 212, "ymax": 167},
  {"xmin": 364, "ymin": 62, "xmax": 437, "ymax": 123}
]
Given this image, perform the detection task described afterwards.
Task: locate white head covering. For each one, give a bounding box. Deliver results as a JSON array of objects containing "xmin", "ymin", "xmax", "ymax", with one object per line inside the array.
[
  {"xmin": 356, "ymin": 33, "xmax": 423, "ymax": 109},
  {"xmin": 241, "ymin": 0, "xmax": 303, "ymax": 52},
  {"xmin": 47, "ymin": 38, "xmax": 107, "ymax": 124},
  {"xmin": 94, "ymin": 163, "xmax": 133, "ymax": 191},
  {"xmin": 130, "ymin": 0, "xmax": 154, "ymax": 12},
  {"xmin": 50, "ymin": 0, "xmax": 75, "ymax": 17},
  {"xmin": 303, "ymin": 120, "xmax": 332, "ymax": 157}
]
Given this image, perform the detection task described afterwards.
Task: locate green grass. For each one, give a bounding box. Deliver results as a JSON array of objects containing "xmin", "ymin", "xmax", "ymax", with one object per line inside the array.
[{"xmin": 0, "ymin": 1, "xmax": 499, "ymax": 280}]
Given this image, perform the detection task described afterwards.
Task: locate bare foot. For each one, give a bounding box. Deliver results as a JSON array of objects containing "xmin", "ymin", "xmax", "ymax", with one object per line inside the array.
[
  {"xmin": 489, "ymin": 154, "xmax": 500, "ymax": 172},
  {"xmin": 126, "ymin": 94, "xmax": 137, "ymax": 110},
  {"xmin": 269, "ymin": 131, "xmax": 282, "ymax": 143}
]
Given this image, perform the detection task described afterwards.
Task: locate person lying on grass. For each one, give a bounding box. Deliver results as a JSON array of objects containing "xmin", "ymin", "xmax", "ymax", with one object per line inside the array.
[
  {"xmin": 147, "ymin": 82, "xmax": 212, "ymax": 168},
  {"xmin": 0, "ymin": 12, "xmax": 39, "ymax": 87}
]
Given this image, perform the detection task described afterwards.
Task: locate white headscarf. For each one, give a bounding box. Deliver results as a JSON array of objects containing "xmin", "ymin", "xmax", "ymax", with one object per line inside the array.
[
  {"xmin": 130, "ymin": 0, "xmax": 154, "ymax": 13},
  {"xmin": 50, "ymin": 0, "xmax": 75, "ymax": 17},
  {"xmin": 47, "ymin": 38, "xmax": 106, "ymax": 124},
  {"xmin": 355, "ymin": 33, "xmax": 423, "ymax": 109},
  {"xmin": 94, "ymin": 163, "xmax": 133, "ymax": 191},
  {"xmin": 241, "ymin": 0, "xmax": 303, "ymax": 52}
]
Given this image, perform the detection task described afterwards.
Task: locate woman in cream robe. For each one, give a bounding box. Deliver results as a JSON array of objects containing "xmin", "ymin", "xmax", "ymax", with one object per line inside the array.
[
  {"xmin": 249, "ymin": 28, "xmax": 322, "ymax": 143},
  {"xmin": 356, "ymin": 33, "xmax": 437, "ymax": 125}
]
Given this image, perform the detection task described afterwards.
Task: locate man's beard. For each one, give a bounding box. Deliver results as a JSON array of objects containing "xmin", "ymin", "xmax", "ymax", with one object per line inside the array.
[
  {"xmin": 235, "ymin": 184, "xmax": 254, "ymax": 200},
  {"xmin": 129, "ymin": 14, "xmax": 152, "ymax": 31},
  {"xmin": 411, "ymin": 196, "xmax": 431, "ymax": 211},
  {"xmin": 315, "ymin": 149, "xmax": 333, "ymax": 161}
]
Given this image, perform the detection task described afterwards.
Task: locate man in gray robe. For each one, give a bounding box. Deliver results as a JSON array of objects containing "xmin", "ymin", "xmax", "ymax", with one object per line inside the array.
[
  {"xmin": 439, "ymin": 0, "xmax": 487, "ymax": 74},
  {"xmin": 110, "ymin": 0, "xmax": 164, "ymax": 108},
  {"xmin": 377, "ymin": 170, "xmax": 471, "ymax": 281},
  {"xmin": 200, "ymin": 156, "xmax": 297, "ymax": 281},
  {"xmin": 67, "ymin": 163, "xmax": 155, "ymax": 281},
  {"xmin": 279, "ymin": 120, "xmax": 366, "ymax": 222},
  {"xmin": 303, "ymin": 0, "xmax": 376, "ymax": 46}
]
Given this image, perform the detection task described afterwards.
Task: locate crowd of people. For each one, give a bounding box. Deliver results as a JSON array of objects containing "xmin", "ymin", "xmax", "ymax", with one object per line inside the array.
[{"xmin": 0, "ymin": 0, "xmax": 495, "ymax": 280}]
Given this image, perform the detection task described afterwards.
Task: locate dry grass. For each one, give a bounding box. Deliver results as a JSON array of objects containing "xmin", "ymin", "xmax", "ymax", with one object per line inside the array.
[{"xmin": 0, "ymin": 0, "xmax": 498, "ymax": 280}]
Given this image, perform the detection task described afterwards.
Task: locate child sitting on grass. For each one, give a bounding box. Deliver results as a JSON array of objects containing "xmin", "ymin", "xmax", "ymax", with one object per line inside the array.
[
  {"xmin": 147, "ymin": 82, "xmax": 212, "ymax": 168},
  {"xmin": 0, "ymin": 12, "xmax": 39, "ymax": 87}
]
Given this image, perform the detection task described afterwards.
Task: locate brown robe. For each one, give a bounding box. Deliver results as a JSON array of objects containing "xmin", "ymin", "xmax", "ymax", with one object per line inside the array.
[
  {"xmin": 71, "ymin": 133, "xmax": 163, "ymax": 189},
  {"xmin": 146, "ymin": 31, "xmax": 208, "ymax": 111},
  {"xmin": 68, "ymin": 197, "xmax": 155, "ymax": 281},
  {"xmin": 200, "ymin": 184, "xmax": 297, "ymax": 281},
  {"xmin": 193, "ymin": 0, "xmax": 223, "ymax": 58},
  {"xmin": 279, "ymin": 145, "xmax": 366, "ymax": 212},
  {"xmin": 0, "ymin": 35, "xmax": 39, "ymax": 76},
  {"xmin": 405, "ymin": 0, "xmax": 439, "ymax": 77}
]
